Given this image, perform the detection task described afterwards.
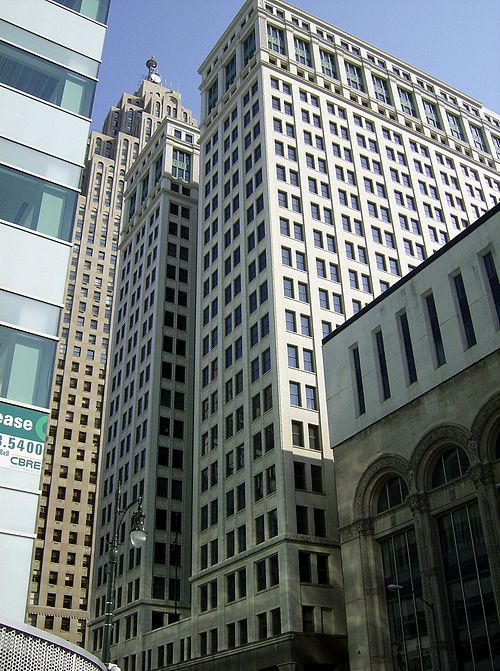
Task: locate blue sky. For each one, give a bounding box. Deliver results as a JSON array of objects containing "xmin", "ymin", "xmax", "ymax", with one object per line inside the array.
[{"xmin": 92, "ymin": 0, "xmax": 500, "ymax": 129}]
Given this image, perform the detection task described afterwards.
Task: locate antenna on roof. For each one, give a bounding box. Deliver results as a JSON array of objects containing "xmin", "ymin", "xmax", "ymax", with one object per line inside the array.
[{"xmin": 145, "ymin": 56, "xmax": 162, "ymax": 84}]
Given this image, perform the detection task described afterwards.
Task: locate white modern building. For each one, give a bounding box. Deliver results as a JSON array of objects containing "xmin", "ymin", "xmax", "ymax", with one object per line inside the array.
[
  {"xmin": 90, "ymin": 0, "xmax": 500, "ymax": 669},
  {"xmin": 323, "ymin": 203, "xmax": 500, "ymax": 671},
  {"xmin": 0, "ymin": 0, "xmax": 108, "ymax": 622}
]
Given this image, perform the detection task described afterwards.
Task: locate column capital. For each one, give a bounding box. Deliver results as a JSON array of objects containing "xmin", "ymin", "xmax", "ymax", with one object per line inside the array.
[
  {"xmin": 405, "ymin": 491, "xmax": 429, "ymax": 515},
  {"xmin": 339, "ymin": 517, "xmax": 374, "ymax": 543}
]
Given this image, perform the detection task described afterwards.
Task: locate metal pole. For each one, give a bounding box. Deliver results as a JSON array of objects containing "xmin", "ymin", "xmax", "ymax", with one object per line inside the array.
[
  {"xmin": 101, "ymin": 482, "xmax": 121, "ymax": 667},
  {"xmin": 416, "ymin": 596, "xmax": 442, "ymax": 671},
  {"xmin": 174, "ymin": 532, "xmax": 179, "ymax": 617}
]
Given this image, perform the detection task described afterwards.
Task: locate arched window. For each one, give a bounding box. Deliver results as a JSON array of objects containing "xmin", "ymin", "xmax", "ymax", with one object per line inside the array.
[
  {"xmin": 377, "ymin": 475, "xmax": 408, "ymax": 513},
  {"xmin": 95, "ymin": 138, "xmax": 102, "ymax": 154},
  {"xmin": 120, "ymin": 138, "xmax": 129, "ymax": 167},
  {"xmin": 104, "ymin": 141, "xmax": 112, "ymax": 158},
  {"xmin": 125, "ymin": 110, "xmax": 133, "ymax": 133},
  {"xmin": 154, "ymin": 101, "xmax": 161, "ymax": 117},
  {"xmin": 431, "ymin": 446, "xmax": 470, "ymax": 488},
  {"xmin": 145, "ymin": 118, "xmax": 152, "ymax": 139}
]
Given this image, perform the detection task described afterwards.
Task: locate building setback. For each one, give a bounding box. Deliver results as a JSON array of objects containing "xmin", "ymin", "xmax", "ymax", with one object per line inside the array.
[
  {"xmin": 0, "ymin": 0, "xmax": 107, "ymax": 624},
  {"xmin": 323, "ymin": 203, "xmax": 500, "ymax": 671},
  {"xmin": 25, "ymin": 62, "xmax": 197, "ymax": 645},
  {"xmin": 90, "ymin": 0, "xmax": 500, "ymax": 669}
]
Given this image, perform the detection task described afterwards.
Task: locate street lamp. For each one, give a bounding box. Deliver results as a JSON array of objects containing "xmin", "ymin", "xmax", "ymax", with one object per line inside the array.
[
  {"xmin": 101, "ymin": 482, "xmax": 148, "ymax": 668},
  {"xmin": 386, "ymin": 583, "xmax": 442, "ymax": 671}
]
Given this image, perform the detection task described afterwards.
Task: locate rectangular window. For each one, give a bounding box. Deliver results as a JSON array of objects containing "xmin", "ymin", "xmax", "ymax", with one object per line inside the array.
[
  {"xmin": 372, "ymin": 75, "xmax": 391, "ymax": 104},
  {"xmin": 399, "ymin": 312, "xmax": 417, "ymax": 384},
  {"xmin": 425, "ymin": 293, "xmax": 446, "ymax": 366},
  {"xmin": 453, "ymin": 273, "xmax": 476, "ymax": 348},
  {"xmin": 398, "ymin": 88, "xmax": 416, "ymax": 116},
  {"xmin": 470, "ymin": 125, "xmax": 486, "ymax": 152},
  {"xmin": 345, "ymin": 62, "xmax": 364, "ymax": 91},
  {"xmin": 0, "ymin": 165, "xmax": 77, "ymax": 241},
  {"xmin": 243, "ymin": 30, "xmax": 256, "ymax": 66},
  {"xmin": 172, "ymin": 150, "xmax": 191, "ymax": 181},
  {"xmin": 447, "ymin": 112, "xmax": 465, "ymax": 141},
  {"xmin": 294, "ymin": 37, "xmax": 311, "ymax": 66},
  {"xmin": 0, "ymin": 325, "xmax": 56, "ymax": 407},
  {"xmin": 352, "ymin": 345, "xmax": 365, "ymax": 415},
  {"xmin": 225, "ymin": 54, "xmax": 236, "ymax": 91},
  {"xmin": 207, "ymin": 79, "xmax": 218, "ymax": 113},
  {"xmin": 423, "ymin": 100, "xmax": 441, "ymax": 129},
  {"xmin": 375, "ymin": 330, "xmax": 391, "ymax": 400},
  {"xmin": 268, "ymin": 25, "xmax": 286, "ymax": 54},
  {"xmin": 0, "ymin": 42, "xmax": 95, "ymax": 116},
  {"xmin": 482, "ymin": 252, "xmax": 500, "ymax": 323},
  {"xmin": 320, "ymin": 50, "xmax": 336, "ymax": 78}
]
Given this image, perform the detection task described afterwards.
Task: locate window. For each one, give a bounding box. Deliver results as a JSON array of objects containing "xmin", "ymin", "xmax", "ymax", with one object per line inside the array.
[
  {"xmin": 172, "ymin": 150, "xmax": 191, "ymax": 181},
  {"xmin": 268, "ymin": 24, "xmax": 286, "ymax": 54},
  {"xmin": 243, "ymin": 30, "xmax": 256, "ymax": 66},
  {"xmin": 453, "ymin": 273, "xmax": 476, "ymax": 348},
  {"xmin": 437, "ymin": 502, "xmax": 497, "ymax": 670},
  {"xmin": 207, "ymin": 79, "xmax": 218, "ymax": 113},
  {"xmin": 294, "ymin": 37, "xmax": 311, "ymax": 66},
  {"xmin": 320, "ymin": 50, "xmax": 336, "ymax": 78},
  {"xmin": 0, "ymin": 42, "xmax": 95, "ymax": 116},
  {"xmin": 345, "ymin": 62, "xmax": 364, "ymax": 91},
  {"xmin": 372, "ymin": 75, "xmax": 391, "ymax": 104},
  {"xmin": 447, "ymin": 112, "xmax": 465, "ymax": 141},
  {"xmin": 425, "ymin": 293, "xmax": 446, "ymax": 366},
  {"xmin": 482, "ymin": 252, "xmax": 500, "ymax": 322},
  {"xmin": 375, "ymin": 330, "xmax": 390, "ymax": 400},
  {"xmin": 292, "ymin": 421, "xmax": 304, "ymax": 447},
  {"xmin": 398, "ymin": 88, "xmax": 416, "ymax": 116},
  {"xmin": 432, "ymin": 447, "xmax": 470, "ymax": 487},
  {"xmin": 289, "ymin": 382, "xmax": 301, "ymax": 407},
  {"xmin": 399, "ymin": 312, "xmax": 417, "ymax": 384},
  {"xmin": 423, "ymin": 100, "xmax": 441, "ymax": 129},
  {"xmin": 0, "ymin": 326, "xmax": 56, "ymax": 408},
  {"xmin": 352, "ymin": 345, "xmax": 365, "ymax": 415}
]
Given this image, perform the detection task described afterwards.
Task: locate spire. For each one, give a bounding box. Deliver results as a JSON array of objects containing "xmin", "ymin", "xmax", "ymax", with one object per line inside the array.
[{"xmin": 145, "ymin": 56, "xmax": 162, "ymax": 84}]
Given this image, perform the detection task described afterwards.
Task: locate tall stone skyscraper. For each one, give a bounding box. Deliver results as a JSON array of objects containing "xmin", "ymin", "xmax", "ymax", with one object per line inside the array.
[
  {"xmin": 89, "ymin": 0, "xmax": 500, "ymax": 669},
  {"xmin": 26, "ymin": 59, "xmax": 198, "ymax": 646},
  {"xmin": 88, "ymin": 85, "xmax": 200, "ymax": 660},
  {"xmin": 0, "ymin": 0, "xmax": 108, "ymax": 624}
]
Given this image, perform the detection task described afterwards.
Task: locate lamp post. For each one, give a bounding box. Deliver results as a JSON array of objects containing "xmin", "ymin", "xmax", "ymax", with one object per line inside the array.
[
  {"xmin": 386, "ymin": 583, "xmax": 442, "ymax": 671},
  {"xmin": 101, "ymin": 482, "xmax": 148, "ymax": 668}
]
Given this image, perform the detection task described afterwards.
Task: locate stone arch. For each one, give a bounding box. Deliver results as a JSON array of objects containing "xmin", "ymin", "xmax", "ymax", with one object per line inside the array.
[
  {"xmin": 469, "ymin": 392, "xmax": 500, "ymax": 462},
  {"xmin": 353, "ymin": 454, "xmax": 413, "ymax": 519},
  {"xmin": 410, "ymin": 423, "xmax": 470, "ymax": 491}
]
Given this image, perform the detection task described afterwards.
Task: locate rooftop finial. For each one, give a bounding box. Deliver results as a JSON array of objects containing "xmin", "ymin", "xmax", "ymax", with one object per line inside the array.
[{"xmin": 145, "ymin": 57, "xmax": 161, "ymax": 84}]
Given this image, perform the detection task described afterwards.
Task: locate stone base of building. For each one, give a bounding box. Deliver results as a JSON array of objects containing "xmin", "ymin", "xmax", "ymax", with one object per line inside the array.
[{"xmin": 166, "ymin": 633, "xmax": 349, "ymax": 671}]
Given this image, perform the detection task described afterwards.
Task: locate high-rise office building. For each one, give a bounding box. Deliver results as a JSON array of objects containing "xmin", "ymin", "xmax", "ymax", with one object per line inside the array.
[
  {"xmin": 25, "ymin": 62, "xmax": 197, "ymax": 645},
  {"xmin": 88, "ymin": 93, "xmax": 200, "ymax": 659},
  {"xmin": 90, "ymin": 0, "xmax": 500, "ymax": 669},
  {"xmin": 0, "ymin": 0, "xmax": 108, "ymax": 624}
]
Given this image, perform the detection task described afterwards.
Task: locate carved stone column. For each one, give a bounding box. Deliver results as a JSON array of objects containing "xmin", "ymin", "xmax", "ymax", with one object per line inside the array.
[
  {"xmin": 340, "ymin": 518, "xmax": 389, "ymax": 671},
  {"xmin": 406, "ymin": 492, "xmax": 441, "ymax": 671},
  {"xmin": 468, "ymin": 462, "xmax": 500, "ymax": 617}
]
